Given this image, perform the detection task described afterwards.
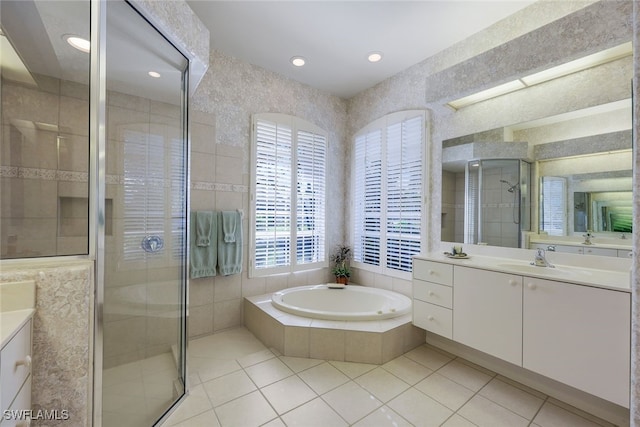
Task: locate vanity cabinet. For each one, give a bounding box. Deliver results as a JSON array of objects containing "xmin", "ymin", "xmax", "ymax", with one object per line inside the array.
[
  {"xmin": 412, "ymin": 257, "xmax": 631, "ymax": 407},
  {"xmin": 1, "ymin": 319, "xmax": 33, "ymax": 426},
  {"xmin": 523, "ymin": 277, "xmax": 630, "ymax": 407},
  {"xmin": 453, "ymin": 267, "xmax": 523, "ymax": 366},
  {"xmin": 412, "ymin": 260, "xmax": 453, "ymax": 339}
]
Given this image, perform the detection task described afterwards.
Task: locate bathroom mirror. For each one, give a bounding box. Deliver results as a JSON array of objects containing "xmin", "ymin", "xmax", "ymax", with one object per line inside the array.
[{"xmin": 441, "ymin": 51, "xmax": 633, "ymax": 248}]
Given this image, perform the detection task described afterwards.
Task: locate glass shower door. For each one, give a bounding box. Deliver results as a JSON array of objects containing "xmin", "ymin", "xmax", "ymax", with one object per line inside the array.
[{"xmin": 101, "ymin": 2, "xmax": 188, "ymax": 426}]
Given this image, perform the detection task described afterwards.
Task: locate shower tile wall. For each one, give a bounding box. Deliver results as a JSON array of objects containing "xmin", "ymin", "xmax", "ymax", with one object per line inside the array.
[
  {"xmin": 0, "ymin": 76, "xmax": 89, "ymax": 258},
  {"xmin": 481, "ymin": 167, "xmax": 519, "ymax": 248},
  {"xmin": 441, "ymin": 170, "xmax": 456, "ymax": 242}
]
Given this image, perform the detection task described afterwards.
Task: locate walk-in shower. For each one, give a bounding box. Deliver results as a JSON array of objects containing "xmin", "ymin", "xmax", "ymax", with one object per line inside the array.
[
  {"xmin": 465, "ymin": 159, "xmax": 531, "ymax": 247},
  {"xmin": 0, "ymin": 1, "xmax": 190, "ymax": 426}
]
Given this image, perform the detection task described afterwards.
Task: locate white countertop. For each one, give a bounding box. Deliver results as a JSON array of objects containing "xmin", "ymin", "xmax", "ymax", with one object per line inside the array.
[
  {"xmin": 415, "ymin": 252, "xmax": 630, "ymax": 293},
  {"xmin": 1, "ymin": 308, "xmax": 34, "ymax": 348},
  {"xmin": 529, "ymin": 237, "xmax": 632, "ymax": 251}
]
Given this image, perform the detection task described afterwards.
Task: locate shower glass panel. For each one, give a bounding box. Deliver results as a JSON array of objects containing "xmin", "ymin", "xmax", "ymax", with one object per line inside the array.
[
  {"xmin": 465, "ymin": 159, "xmax": 530, "ymax": 248},
  {"xmin": 101, "ymin": 2, "xmax": 188, "ymax": 426},
  {"xmin": 0, "ymin": 0, "xmax": 91, "ymax": 258}
]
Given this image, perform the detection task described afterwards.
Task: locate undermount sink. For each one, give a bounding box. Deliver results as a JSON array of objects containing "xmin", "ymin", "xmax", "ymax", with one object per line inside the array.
[{"xmin": 496, "ymin": 263, "xmax": 571, "ymax": 276}]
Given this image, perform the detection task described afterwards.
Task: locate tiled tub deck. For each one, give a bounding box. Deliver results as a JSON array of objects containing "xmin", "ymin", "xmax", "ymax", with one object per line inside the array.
[{"xmin": 244, "ymin": 292, "xmax": 426, "ymax": 365}]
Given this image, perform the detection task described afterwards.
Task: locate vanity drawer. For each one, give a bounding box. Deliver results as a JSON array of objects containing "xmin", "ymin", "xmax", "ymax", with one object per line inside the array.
[
  {"xmin": 413, "ymin": 300, "xmax": 452, "ymax": 339},
  {"xmin": 3, "ymin": 378, "xmax": 31, "ymax": 427},
  {"xmin": 582, "ymin": 247, "xmax": 617, "ymax": 257},
  {"xmin": 1, "ymin": 319, "xmax": 32, "ymax": 414},
  {"xmin": 413, "ymin": 260, "xmax": 453, "ymax": 286},
  {"xmin": 413, "ymin": 280, "xmax": 453, "ymax": 309}
]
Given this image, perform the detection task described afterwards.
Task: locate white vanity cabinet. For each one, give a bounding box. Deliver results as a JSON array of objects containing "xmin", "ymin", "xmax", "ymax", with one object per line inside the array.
[
  {"xmin": 412, "ymin": 260, "xmax": 453, "ymax": 339},
  {"xmin": 453, "ymin": 266, "xmax": 523, "ymax": 366},
  {"xmin": 523, "ymin": 277, "xmax": 630, "ymax": 407},
  {"xmin": 1, "ymin": 319, "xmax": 33, "ymax": 427}
]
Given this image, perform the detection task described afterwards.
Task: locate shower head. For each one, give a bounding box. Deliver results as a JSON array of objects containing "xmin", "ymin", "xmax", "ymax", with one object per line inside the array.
[{"xmin": 500, "ymin": 179, "xmax": 519, "ymax": 193}]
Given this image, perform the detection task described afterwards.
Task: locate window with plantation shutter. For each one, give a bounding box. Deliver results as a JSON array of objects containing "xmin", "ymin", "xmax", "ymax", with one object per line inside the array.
[
  {"xmin": 353, "ymin": 111, "xmax": 426, "ymax": 278},
  {"xmin": 250, "ymin": 114, "xmax": 327, "ymax": 277},
  {"xmin": 122, "ymin": 127, "xmax": 185, "ymax": 266},
  {"xmin": 541, "ymin": 176, "xmax": 567, "ymax": 236}
]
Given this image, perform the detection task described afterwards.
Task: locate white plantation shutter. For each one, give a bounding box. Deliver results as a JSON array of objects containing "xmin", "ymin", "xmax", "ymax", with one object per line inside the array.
[
  {"xmin": 353, "ymin": 111, "xmax": 426, "ymax": 276},
  {"xmin": 251, "ymin": 114, "xmax": 327, "ymax": 276},
  {"xmin": 386, "ymin": 116, "xmax": 422, "ymax": 272},
  {"xmin": 122, "ymin": 128, "xmax": 185, "ymax": 265},
  {"xmin": 541, "ymin": 177, "xmax": 566, "ymax": 236},
  {"xmin": 353, "ymin": 130, "xmax": 382, "ymax": 267},
  {"xmin": 296, "ymin": 130, "xmax": 326, "ymax": 264}
]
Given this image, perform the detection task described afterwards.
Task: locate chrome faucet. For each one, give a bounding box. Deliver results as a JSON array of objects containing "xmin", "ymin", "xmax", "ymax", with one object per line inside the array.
[
  {"xmin": 531, "ymin": 248, "xmax": 554, "ymax": 268},
  {"xmin": 582, "ymin": 230, "xmax": 594, "ymax": 245}
]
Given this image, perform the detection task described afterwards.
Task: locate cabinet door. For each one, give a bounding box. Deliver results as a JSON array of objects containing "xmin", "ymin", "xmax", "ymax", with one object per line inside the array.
[
  {"xmin": 453, "ymin": 266, "xmax": 523, "ymax": 365},
  {"xmin": 523, "ymin": 277, "xmax": 630, "ymax": 408}
]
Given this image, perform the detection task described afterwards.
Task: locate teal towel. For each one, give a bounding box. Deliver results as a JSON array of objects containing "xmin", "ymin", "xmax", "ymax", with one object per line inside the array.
[
  {"xmin": 218, "ymin": 211, "xmax": 242, "ymax": 276},
  {"xmin": 196, "ymin": 211, "xmax": 214, "ymax": 246},
  {"xmin": 221, "ymin": 211, "xmax": 237, "ymax": 243},
  {"xmin": 191, "ymin": 211, "xmax": 217, "ymax": 278}
]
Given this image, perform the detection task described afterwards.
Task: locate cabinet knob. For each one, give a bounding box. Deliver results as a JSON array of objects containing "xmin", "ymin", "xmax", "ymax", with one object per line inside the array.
[
  {"xmin": 16, "ymin": 355, "xmax": 32, "ymax": 369},
  {"xmin": 428, "ymin": 270, "xmax": 435, "ymax": 275},
  {"xmin": 527, "ymin": 283, "xmax": 537, "ymax": 290},
  {"xmin": 427, "ymin": 315, "xmax": 434, "ymax": 321},
  {"xmin": 428, "ymin": 291, "xmax": 435, "ymax": 296},
  {"xmin": 509, "ymin": 279, "xmax": 517, "ymax": 286}
]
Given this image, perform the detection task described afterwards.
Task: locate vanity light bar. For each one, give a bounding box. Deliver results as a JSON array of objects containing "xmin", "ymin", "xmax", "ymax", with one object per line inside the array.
[{"xmin": 448, "ymin": 42, "xmax": 632, "ymax": 110}]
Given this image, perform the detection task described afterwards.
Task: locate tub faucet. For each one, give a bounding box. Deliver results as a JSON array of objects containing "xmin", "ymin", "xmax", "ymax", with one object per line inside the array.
[{"xmin": 531, "ymin": 248, "xmax": 554, "ymax": 268}]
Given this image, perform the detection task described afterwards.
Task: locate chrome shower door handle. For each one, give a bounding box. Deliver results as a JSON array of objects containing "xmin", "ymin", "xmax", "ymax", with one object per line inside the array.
[{"xmin": 142, "ymin": 235, "xmax": 164, "ymax": 253}]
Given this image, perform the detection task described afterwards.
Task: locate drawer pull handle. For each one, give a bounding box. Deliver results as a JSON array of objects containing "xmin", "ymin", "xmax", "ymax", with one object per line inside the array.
[
  {"xmin": 527, "ymin": 283, "xmax": 536, "ymax": 290},
  {"xmin": 428, "ymin": 270, "xmax": 435, "ymax": 275},
  {"xmin": 16, "ymin": 355, "xmax": 32, "ymax": 369},
  {"xmin": 428, "ymin": 291, "xmax": 435, "ymax": 296},
  {"xmin": 509, "ymin": 279, "xmax": 517, "ymax": 286},
  {"xmin": 427, "ymin": 315, "xmax": 434, "ymax": 321}
]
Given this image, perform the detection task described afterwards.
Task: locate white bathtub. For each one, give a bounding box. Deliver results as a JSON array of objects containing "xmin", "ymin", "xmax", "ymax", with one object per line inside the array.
[{"xmin": 271, "ymin": 284, "xmax": 411, "ymax": 321}]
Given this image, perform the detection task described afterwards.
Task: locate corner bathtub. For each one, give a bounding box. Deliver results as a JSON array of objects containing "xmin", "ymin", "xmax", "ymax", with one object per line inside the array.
[{"xmin": 271, "ymin": 284, "xmax": 411, "ymax": 321}]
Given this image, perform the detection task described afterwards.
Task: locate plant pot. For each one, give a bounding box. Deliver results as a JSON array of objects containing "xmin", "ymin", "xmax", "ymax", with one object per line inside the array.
[{"xmin": 335, "ymin": 276, "xmax": 348, "ymax": 285}]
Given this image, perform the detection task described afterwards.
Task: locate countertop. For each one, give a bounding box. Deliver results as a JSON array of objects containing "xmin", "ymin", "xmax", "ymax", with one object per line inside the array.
[
  {"xmin": 1, "ymin": 308, "xmax": 34, "ymax": 348},
  {"xmin": 529, "ymin": 238, "xmax": 632, "ymax": 251},
  {"xmin": 415, "ymin": 252, "xmax": 630, "ymax": 293}
]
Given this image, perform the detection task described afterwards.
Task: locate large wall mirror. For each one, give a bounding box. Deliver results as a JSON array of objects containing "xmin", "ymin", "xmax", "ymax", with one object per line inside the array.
[{"xmin": 440, "ymin": 7, "xmax": 632, "ymax": 250}]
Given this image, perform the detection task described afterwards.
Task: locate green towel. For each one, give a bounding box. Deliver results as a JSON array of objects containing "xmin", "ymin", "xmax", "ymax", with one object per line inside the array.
[
  {"xmin": 191, "ymin": 211, "xmax": 217, "ymax": 278},
  {"xmin": 218, "ymin": 211, "xmax": 242, "ymax": 276}
]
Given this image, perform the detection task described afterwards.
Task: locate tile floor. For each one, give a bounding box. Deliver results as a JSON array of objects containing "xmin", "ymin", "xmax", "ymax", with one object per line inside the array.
[{"xmin": 162, "ymin": 327, "xmax": 616, "ymax": 427}]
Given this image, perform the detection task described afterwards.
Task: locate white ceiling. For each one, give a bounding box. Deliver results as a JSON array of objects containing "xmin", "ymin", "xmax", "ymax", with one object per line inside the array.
[{"xmin": 187, "ymin": 1, "xmax": 536, "ymax": 99}]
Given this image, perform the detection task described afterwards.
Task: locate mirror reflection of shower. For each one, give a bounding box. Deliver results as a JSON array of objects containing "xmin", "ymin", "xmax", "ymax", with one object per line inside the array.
[
  {"xmin": 465, "ymin": 159, "xmax": 531, "ymax": 247},
  {"xmin": 500, "ymin": 179, "xmax": 521, "ymax": 224}
]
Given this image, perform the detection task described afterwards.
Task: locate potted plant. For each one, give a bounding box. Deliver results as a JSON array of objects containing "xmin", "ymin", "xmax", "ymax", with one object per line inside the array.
[{"xmin": 330, "ymin": 244, "xmax": 351, "ymax": 284}]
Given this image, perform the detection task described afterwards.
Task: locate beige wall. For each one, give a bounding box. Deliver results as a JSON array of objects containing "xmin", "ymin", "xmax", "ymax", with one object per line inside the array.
[{"xmin": 187, "ymin": 50, "xmax": 348, "ymax": 337}]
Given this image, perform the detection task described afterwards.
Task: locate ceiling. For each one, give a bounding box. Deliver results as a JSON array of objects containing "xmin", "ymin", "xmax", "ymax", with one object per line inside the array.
[{"xmin": 187, "ymin": 1, "xmax": 536, "ymax": 99}]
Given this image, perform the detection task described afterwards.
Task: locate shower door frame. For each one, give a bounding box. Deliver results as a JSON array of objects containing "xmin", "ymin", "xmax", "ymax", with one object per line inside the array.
[{"xmin": 90, "ymin": 1, "xmax": 191, "ymax": 426}]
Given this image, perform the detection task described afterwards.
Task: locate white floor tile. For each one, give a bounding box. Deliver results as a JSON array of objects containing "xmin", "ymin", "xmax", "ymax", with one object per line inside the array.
[
  {"xmin": 279, "ymin": 355, "xmax": 324, "ymax": 373},
  {"xmin": 458, "ymin": 394, "xmax": 529, "ymax": 427},
  {"xmin": 382, "ymin": 355, "xmax": 433, "ymax": 385},
  {"xmin": 404, "ymin": 344, "xmax": 453, "ymax": 370},
  {"xmin": 237, "ymin": 348, "xmax": 276, "ymax": 368},
  {"xmin": 169, "ymin": 409, "xmax": 220, "ymax": 427},
  {"xmin": 329, "ymin": 360, "xmax": 378, "ymax": 379},
  {"xmin": 479, "ymin": 377, "xmax": 544, "ymax": 420},
  {"xmin": 244, "ymin": 357, "xmax": 294, "ymax": 388},
  {"xmin": 280, "ymin": 397, "xmax": 348, "ymax": 427},
  {"xmin": 261, "ymin": 375, "xmax": 318, "ymax": 415},
  {"xmin": 387, "ymin": 388, "xmax": 453, "ymax": 426},
  {"xmin": 355, "ymin": 367, "xmax": 410, "ymax": 403},
  {"xmin": 162, "ymin": 385, "xmax": 213, "ymax": 426},
  {"xmin": 532, "ymin": 401, "xmax": 606, "ymax": 427},
  {"xmin": 298, "ymin": 362, "xmax": 350, "ymax": 394},
  {"xmin": 321, "ymin": 381, "xmax": 383, "ymax": 424},
  {"xmin": 441, "ymin": 413, "xmax": 479, "ymax": 427},
  {"xmin": 351, "ymin": 405, "xmax": 413, "ymax": 427},
  {"xmin": 196, "ymin": 359, "xmax": 241, "ymax": 383},
  {"xmin": 202, "ymin": 370, "xmax": 257, "ymax": 407},
  {"xmin": 415, "ymin": 372, "xmax": 475, "ymax": 411},
  {"xmin": 214, "ymin": 390, "xmax": 278, "ymax": 427},
  {"xmin": 437, "ymin": 359, "xmax": 493, "ymax": 392}
]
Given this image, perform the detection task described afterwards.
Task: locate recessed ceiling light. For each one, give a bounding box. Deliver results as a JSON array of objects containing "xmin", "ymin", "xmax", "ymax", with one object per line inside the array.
[
  {"xmin": 291, "ymin": 56, "xmax": 306, "ymax": 67},
  {"xmin": 64, "ymin": 35, "xmax": 90, "ymax": 53},
  {"xmin": 367, "ymin": 52, "xmax": 383, "ymax": 63},
  {"xmin": 148, "ymin": 71, "xmax": 161, "ymax": 78}
]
